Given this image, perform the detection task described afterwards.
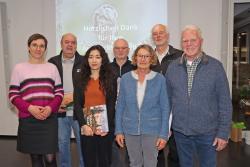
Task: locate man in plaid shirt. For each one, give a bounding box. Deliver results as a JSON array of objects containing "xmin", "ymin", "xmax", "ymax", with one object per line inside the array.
[{"xmin": 165, "ymin": 25, "xmax": 232, "ymax": 167}]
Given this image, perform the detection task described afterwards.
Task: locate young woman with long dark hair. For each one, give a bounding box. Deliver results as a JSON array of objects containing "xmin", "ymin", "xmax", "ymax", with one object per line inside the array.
[{"xmin": 74, "ymin": 45, "xmax": 116, "ymax": 167}]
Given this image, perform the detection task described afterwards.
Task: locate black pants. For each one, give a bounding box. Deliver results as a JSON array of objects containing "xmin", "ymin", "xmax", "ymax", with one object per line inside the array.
[
  {"xmin": 111, "ymin": 141, "xmax": 129, "ymax": 167},
  {"xmin": 81, "ymin": 133, "xmax": 113, "ymax": 167},
  {"xmin": 167, "ymin": 134, "xmax": 180, "ymax": 167},
  {"xmin": 157, "ymin": 134, "xmax": 180, "ymax": 167},
  {"xmin": 157, "ymin": 149, "xmax": 165, "ymax": 167}
]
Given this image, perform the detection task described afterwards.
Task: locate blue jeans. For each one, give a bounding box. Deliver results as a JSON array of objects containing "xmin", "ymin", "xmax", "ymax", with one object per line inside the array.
[
  {"xmin": 174, "ymin": 131, "xmax": 216, "ymax": 167},
  {"xmin": 58, "ymin": 116, "xmax": 84, "ymax": 167}
]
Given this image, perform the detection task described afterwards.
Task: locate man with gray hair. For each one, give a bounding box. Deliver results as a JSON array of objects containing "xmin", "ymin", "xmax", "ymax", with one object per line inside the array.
[
  {"xmin": 165, "ymin": 25, "xmax": 232, "ymax": 167},
  {"xmin": 151, "ymin": 24, "xmax": 182, "ymax": 167},
  {"xmin": 110, "ymin": 38, "xmax": 134, "ymax": 167},
  {"xmin": 48, "ymin": 33, "xmax": 85, "ymax": 167},
  {"xmin": 110, "ymin": 38, "xmax": 134, "ymax": 78},
  {"xmin": 151, "ymin": 24, "xmax": 182, "ymax": 75}
]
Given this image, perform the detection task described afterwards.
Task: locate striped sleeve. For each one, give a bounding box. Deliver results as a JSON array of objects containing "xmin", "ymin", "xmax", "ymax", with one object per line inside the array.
[
  {"xmin": 9, "ymin": 66, "xmax": 30, "ymax": 113},
  {"xmin": 47, "ymin": 65, "xmax": 64, "ymax": 113}
]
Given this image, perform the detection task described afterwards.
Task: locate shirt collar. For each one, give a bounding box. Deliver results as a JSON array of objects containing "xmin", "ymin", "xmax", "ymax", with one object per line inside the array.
[
  {"xmin": 179, "ymin": 52, "xmax": 206, "ymax": 65},
  {"xmin": 62, "ymin": 54, "xmax": 75, "ymax": 63},
  {"xmin": 131, "ymin": 70, "xmax": 157, "ymax": 80},
  {"xmin": 155, "ymin": 46, "xmax": 169, "ymax": 57},
  {"xmin": 185, "ymin": 54, "xmax": 202, "ymax": 66}
]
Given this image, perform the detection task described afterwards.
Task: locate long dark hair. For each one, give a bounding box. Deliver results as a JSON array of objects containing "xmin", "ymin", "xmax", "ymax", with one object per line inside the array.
[{"xmin": 81, "ymin": 45, "xmax": 115, "ymax": 94}]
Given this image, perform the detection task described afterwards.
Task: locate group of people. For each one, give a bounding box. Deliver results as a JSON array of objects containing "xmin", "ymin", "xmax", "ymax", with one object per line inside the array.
[{"xmin": 8, "ymin": 23, "xmax": 232, "ymax": 167}]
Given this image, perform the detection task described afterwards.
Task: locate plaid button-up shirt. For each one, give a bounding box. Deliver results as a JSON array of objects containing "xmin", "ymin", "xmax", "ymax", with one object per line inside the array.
[{"xmin": 186, "ymin": 56, "xmax": 202, "ymax": 96}]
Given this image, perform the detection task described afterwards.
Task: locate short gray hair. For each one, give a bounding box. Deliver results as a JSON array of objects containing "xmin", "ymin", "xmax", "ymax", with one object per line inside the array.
[
  {"xmin": 61, "ymin": 33, "xmax": 77, "ymax": 44},
  {"xmin": 181, "ymin": 25, "xmax": 202, "ymax": 39},
  {"xmin": 151, "ymin": 24, "xmax": 169, "ymax": 34}
]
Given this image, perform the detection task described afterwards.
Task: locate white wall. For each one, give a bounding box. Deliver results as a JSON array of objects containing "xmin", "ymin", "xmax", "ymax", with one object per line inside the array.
[
  {"xmin": 180, "ymin": 0, "xmax": 224, "ymax": 61},
  {"xmin": 0, "ymin": 1, "xmax": 17, "ymax": 135},
  {"xmin": 0, "ymin": 0, "xmax": 231, "ymax": 135},
  {"xmin": 168, "ymin": 0, "xmax": 229, "ymax": 66},
  {"xmin": 6, "ymin": 0, "xmax": 56, "ymax": 66},
  {"xmin": 167, "ymin": 0, "xmax": 181, "ymax": 49},
  {"xmin": 169, "ymin": 0, "xmax": 231, "ymax": 91}
]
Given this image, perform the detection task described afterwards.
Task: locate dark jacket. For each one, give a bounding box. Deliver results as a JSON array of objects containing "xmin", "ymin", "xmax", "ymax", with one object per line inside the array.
[
  {"xmin": 151, "ymin": 45, "xmax": 183, "ymax": 75},
  {"xmin": 48, "ymin": 51, "xmax": 85, "ymax": 117},
  {"xmin": 109, "ymin": 58, "xmax": 135, "ymax": 78},
  {"xmin": 73, "ymin": 75, "xmax": 117, "ymax": 132}
]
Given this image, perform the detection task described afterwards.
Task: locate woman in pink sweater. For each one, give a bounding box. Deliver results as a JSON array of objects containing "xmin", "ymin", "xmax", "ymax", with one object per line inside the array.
[{"xmin": 9, "ymin": 33, "xmax": 63, "ymax": 167}]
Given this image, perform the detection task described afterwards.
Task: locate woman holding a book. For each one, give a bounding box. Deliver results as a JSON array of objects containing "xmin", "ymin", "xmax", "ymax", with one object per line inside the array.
[
  {"xmin": 115, "ymin": 44, "xmax": 170, "ymax": 167},
  {"xmin": 9, "ymin": 33, "xmax": 63, "ymax": 167},
  {"xmin": 74, "ymin": 45, "xmax": 117, "ymax": 167}
]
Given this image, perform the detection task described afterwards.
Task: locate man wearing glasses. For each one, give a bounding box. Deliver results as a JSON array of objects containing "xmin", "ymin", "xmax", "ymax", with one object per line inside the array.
[
  {"xmin": 165, "ymin": 25, "xmax": 232, "ymax": 167},
  {"xmin": 110, "ymin": 38, "xmax": 134, "ymax": 167},
  {"xmin": 151, "ymin": 24, "xmax": 182, "ymax": 167}
]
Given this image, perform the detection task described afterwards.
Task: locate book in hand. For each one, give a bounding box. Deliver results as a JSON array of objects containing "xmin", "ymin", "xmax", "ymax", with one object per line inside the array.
[{"xmin": 83, "ymin": 104, "xmax": 109, "ymax": 133}]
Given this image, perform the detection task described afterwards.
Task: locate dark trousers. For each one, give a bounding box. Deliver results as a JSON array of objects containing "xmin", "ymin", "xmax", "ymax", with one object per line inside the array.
[
  {"xmin": 111, "ymin": 141, "xmax": 129, "ymax": 167},
  {"xmin": 167, "ymin": 134, "xmax": 180, "ymax": 167},
  {"xmin": 157, "ymin": 133, "xmax": 180, "ymax": 167},
  {"xmin": 157, "ymin": 150, "xmax": 165, "ymax": 167},
  {"xmin": 81, "ymin": 133, "xmax": 113, "ymax": 167}
]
